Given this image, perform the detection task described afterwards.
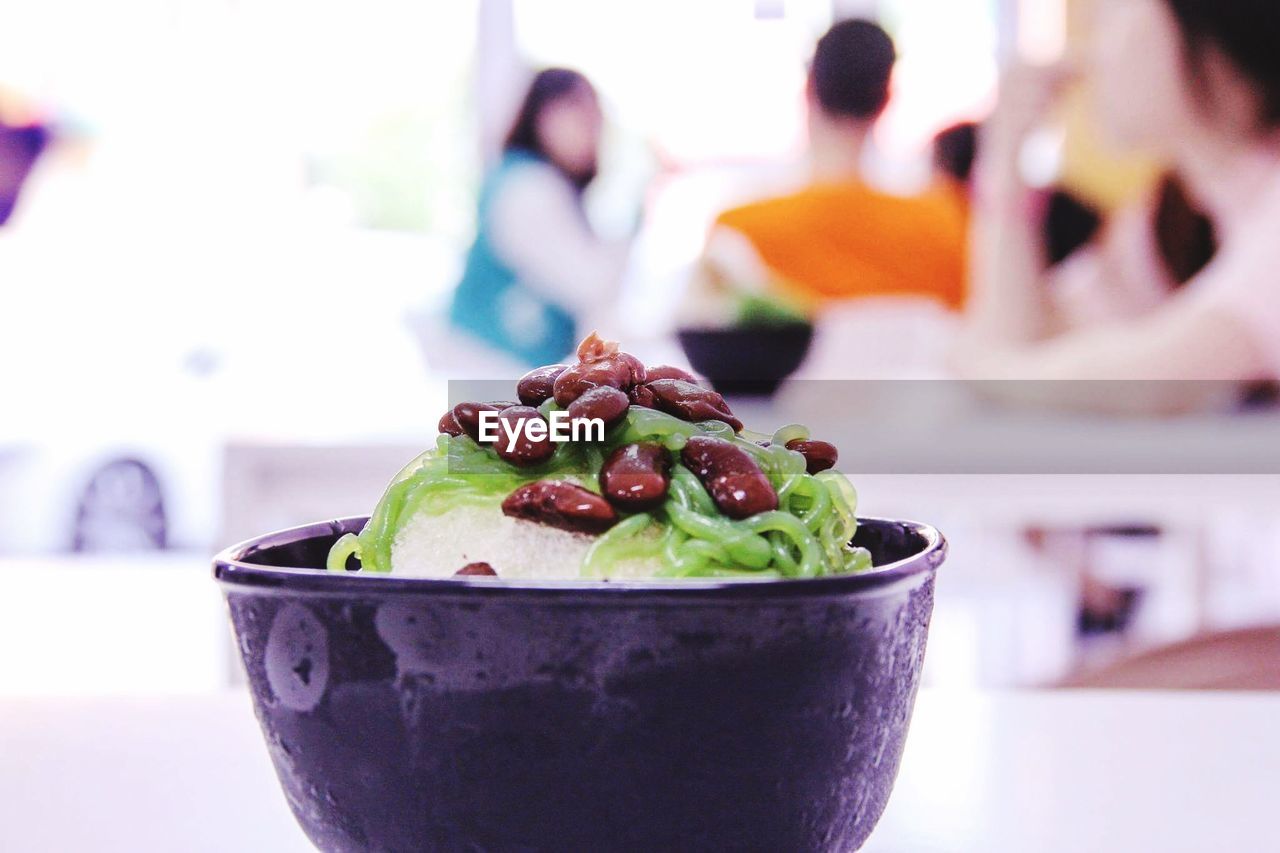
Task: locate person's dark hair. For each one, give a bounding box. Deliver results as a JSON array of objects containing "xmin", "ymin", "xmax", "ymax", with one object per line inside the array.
[
  {"xmin": 933, "ymin": 122, "xmax": 979, "ymax": 186},
  {"xmin": 1043, "ymin": 190, "xmax": 1103, "ymax": 268},
  {"xmin": 1153, "ymin": 174, "xmax": 1217, "ymax": 286},
  {"xmin": 504, "ymin": 67, "xmax": 597, "ymax": 189},
  {"xmin": 1038, "ymin": 177, "xmax": 1214, "ymax": 280},
  {"xmin": 809, "ymin": 19, "xmax": 896, "ymax": 120},
  {"xmin": 1163, "ymin": 0, "xmax": 1280, "ymax": 129}
]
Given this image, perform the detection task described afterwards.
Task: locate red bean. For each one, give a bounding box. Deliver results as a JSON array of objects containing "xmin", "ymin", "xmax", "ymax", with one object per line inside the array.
[
  {"xmin": 680, "ymin": 435, "xmax": 778, "ymax": 519},
  {"xmin": 646, "ymin": 380, "xmax": 743, "ymax": 432},
  {"xmin": 617, "ymin": 352, "xmax": 648, "ymax": 386},
  {"xmin": 438, "ymin": 410, "xmax": 464, "ymax": 436},
  {"xmin": 600, "ymin": 443, "xmax": 671, "ymax": 511},
  {"xmin": 552, "ymin": 359, "xmax": 633, "ymax": 407},
  {"xmin": 517, "ymin": 365, "xmax": 568, "ymax": 407},
  {"xmin": 455, "ymin": 562, "xmax": 497, "ymax": 576},
  {"xmin": 785, "ymin": 439, "xmax": 839, "ymax": 474},
  {"xmin": 629, "ymin": 383, "xmax": 657, "ymax": 409},
  {"xmin": 492, "ymin": 406, "xmax": 556, "ymax": 467},
  {"xmin": 567, "ymin": 386, "xmax": 630, "ymax": 429},
  {"xmin": 451, "ymin": 402, "xmax": 502, "ymax": 443},
  {"xmin": 573, "ymin": 333, "xmax": 643, "ymax": 384},
  {"xmin": 502, "ymin": 481, "xmax": 618, "ymax": 534},
  {"xmin": 644, "ymin": 364, "xmax": 699, "ymax": 384}
]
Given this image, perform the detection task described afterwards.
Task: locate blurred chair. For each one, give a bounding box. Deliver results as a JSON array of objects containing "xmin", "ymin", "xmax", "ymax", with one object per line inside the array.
[
  {"xmin": 1058, "ymin": 625, "xmax": 1280, "ymax": 690},
  {"xmin": 72, "ymin": 458, "xmax": 168, "ymax": 552}
]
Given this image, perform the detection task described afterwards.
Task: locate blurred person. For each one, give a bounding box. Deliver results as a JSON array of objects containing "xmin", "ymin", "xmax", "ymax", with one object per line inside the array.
[
  {"xmin": 447, "ymin": 68, "xmax": 628, "ymax": 368},
  {"xmin": 933, "ymin": 121, "xmax": 979, "ymax": 191},
  {"xmin": 933, "ymin": 120, "xmax": 1105, "ymax": 267},
  {"xmin": 690, "ymin": 19, "xmax": 968, "ymax": 324},
  {"xmin": 956, "ymin": 0, "xmax": 1280, "ymax": 412}
]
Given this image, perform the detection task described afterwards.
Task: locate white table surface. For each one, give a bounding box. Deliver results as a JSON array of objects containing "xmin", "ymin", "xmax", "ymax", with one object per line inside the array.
[
  {"xmin": 0, "ymin": 554, "xmax": 230, "ymax": 697},
  {"xmin": 2, "ymin": 689, "xmax": 1275, "ymax": 852}
]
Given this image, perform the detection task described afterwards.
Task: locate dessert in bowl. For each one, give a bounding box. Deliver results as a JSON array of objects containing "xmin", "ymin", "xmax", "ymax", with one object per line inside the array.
[{"xmin": 214, "ymin": 335, "xmax": 945, "ymax": 852}]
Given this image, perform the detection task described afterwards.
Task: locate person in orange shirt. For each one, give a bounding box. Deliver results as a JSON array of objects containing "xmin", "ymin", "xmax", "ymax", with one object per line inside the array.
[{"xmin": 691, "ymin": 19, "xmax": 967, "ymax": 321}]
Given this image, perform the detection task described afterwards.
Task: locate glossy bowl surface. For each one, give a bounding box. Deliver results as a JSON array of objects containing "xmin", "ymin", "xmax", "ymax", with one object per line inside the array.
[{"xmin": 215, "ymin": 516, "xmax": 944, "ymax": 853}]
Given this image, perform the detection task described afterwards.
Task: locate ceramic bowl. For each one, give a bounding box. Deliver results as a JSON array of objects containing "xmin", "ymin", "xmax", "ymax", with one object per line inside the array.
[{"xmin": 214, "ymin": 515, "xmax": 945, "ymax": 852}]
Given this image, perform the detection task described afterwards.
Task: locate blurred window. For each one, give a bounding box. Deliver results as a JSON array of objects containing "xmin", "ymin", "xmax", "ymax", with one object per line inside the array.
[{"xmin": 0, "ymin": 0, "xmax": 479, "ymax": 235}]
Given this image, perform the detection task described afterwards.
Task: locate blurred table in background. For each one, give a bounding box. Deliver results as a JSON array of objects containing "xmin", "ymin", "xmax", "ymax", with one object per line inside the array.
[
  {"xmin": 219, "ymin": 396, "xmax": 1280, "ymax": 541},
  {"xmin": 221, "ymin": 437, "xmax": 1280, "ymax": 687},
  {"xmin": 3, "ymin": 689, "xmax": 1274, "ymax": 852}
]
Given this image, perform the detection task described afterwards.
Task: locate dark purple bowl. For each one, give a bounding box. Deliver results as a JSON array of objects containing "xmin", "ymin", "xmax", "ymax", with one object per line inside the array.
[
  {"xmin": 677, "ymin": 324, "xmax": 814, "ymax": 397},
  {"xmin": 214, "ymin": 516, "xmax": 944, "ymax": 853}
]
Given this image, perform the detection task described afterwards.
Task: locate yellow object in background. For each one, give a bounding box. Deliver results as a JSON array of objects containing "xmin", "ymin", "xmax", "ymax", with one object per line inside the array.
[
  {"xmin": 1058, "ymin": 0, "xmax": 1165, "ymax": 213},
  {"xmin": 1059, "ymin": 79, "xmax": 1164, "ymax": 212}
]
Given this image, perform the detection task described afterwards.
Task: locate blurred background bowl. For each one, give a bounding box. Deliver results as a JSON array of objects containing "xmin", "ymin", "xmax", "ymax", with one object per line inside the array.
[
  {"xmin": 677, "ymin": 323, "xmax": 814, "ymax": 396},
  {"xmin": 214, "ymin": 515, "xmax": 944, "ymax": 852}
]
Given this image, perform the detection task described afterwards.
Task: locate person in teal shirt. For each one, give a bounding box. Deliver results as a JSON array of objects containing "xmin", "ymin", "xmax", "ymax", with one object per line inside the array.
[{"xmin": 450, "ymin": 68, "xmax": 628, "ymax": 367}]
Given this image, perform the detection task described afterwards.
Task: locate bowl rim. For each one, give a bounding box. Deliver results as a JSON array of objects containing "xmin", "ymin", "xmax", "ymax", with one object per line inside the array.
[{"xmin": 213, "ymin": 516, "xmax": 945, "ymax": 599}]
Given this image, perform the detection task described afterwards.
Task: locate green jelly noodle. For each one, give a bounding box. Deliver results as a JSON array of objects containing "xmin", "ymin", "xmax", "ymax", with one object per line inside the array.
[{"xmin": 327, "ymin": 407, "xmax": 872, "ymax": 579}]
